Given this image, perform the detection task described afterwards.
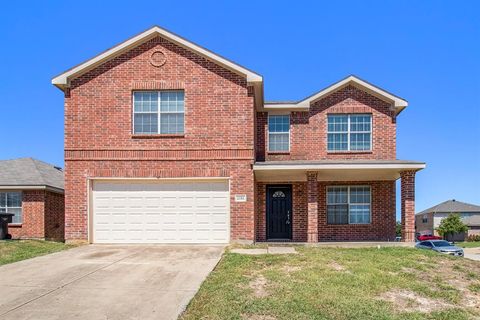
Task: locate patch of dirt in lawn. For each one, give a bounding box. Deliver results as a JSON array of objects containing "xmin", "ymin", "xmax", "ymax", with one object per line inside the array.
[
  {"xmin": 448, "ymin": 279, "xmax": 480, "ymax": 308},
  {"xmin": 249, "ymin": 275, "xmax": 269, "ymax": 298},
  {"xmin": 379, "ymin": 289, "xmax": 454, "ymax": 313},
  {"xmin": 280, "ymin": 265, "xmax": 301, "ymax": 274},
  {"xmin": 329, "ymin": 261, "xmax": 350, "ymax": 273},
  {"xmin": 242, "ymin": 315, "xmax": 277, "ymax": 320}
]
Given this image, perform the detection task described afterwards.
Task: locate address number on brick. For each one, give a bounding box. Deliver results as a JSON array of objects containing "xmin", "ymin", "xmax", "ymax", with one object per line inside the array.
[{"xmin": 234, "ymin": 194, "xmax": 247, "ymax": 202}]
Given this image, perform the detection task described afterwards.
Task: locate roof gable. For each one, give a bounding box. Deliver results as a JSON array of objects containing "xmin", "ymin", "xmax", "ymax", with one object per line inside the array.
[
  {"xmin": 264, "ymin": 75, "xmax": 408, "ymax": 114},
  {"xmin": 52, "ymin": 26, "xmax": 263, "ymax": 90}
]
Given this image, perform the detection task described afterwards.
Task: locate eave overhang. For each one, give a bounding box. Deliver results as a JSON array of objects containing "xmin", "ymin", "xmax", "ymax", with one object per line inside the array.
[
  {"xmin": 0, "ymin": 185, "xmax": 65, "ymax": 194},
  {"xmin": 253, "ymin": 160, "xmax": 426, "ymax": 182}
]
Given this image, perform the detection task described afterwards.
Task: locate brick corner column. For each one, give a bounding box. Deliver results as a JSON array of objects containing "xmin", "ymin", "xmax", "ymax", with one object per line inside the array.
[
  {"xmin": 307, "ymin": 171, "xmax": 319, "ymax": 243},
  {"xmin": 400, "ymin": 170, "xmax": 416, "ymax": 242}
]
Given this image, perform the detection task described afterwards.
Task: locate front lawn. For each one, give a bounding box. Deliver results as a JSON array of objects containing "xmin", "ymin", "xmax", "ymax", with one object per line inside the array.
[
  {"xmin": 0, "ymin": 240, "xmax": 73, "ymax": 265},
  {"xmin": 182, "ymin": 246, "xmax": 480, "ymax": 320},
  {"xmin": 457, "ymin": 242, "xmax": 480, "ymax": 248}
]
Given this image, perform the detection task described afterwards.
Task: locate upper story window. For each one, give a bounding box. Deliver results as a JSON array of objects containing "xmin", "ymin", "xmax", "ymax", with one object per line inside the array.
[
  {"xmin": 327, "ymin": 186, "xmax": 371, "ymax": 224},
  {"xmin": 133, "ymin": 91, "xmax": 184, "ymax": 135},
  {"xmin": 422, "ymin": 215, "xmax": 428, "ymax": 223},
  {"xmin": 327, "ymin": 114, "xmax": 371, "ymax": 151},
  {"xmin": 268, "ymin": 114, "xmax": 290, "ymax": 152},
  {"xmin": 0, "ymin": 192, "xmax": 22, "ymax": 224}
]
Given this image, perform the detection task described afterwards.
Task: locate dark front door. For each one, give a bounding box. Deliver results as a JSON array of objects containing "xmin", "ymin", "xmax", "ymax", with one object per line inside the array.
[{"xmin": 267, "ymin": 185, "xmax": 292, "ymax": 240}]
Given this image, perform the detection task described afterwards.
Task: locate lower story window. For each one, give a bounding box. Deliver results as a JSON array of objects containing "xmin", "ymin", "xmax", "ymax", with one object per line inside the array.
[
  {"xmin": 327, "ymin": 186, "xmax": 371, "ymax": 224},
  {"xmin": 0, "ymin": 192, "xmax": 22, "ymax": 224}
]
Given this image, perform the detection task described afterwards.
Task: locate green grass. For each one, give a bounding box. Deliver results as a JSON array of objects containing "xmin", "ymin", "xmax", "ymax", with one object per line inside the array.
[
  {"xmin": 0, "ymin": 240, "xmax": 74, "ymax": 265},
  {"xmin": 456, "ymin": 242, "xmax": 480, "ymax": 248},
  {"xmin": 182, "ymin": 246, "xmax": 480, "ymax": 320}
]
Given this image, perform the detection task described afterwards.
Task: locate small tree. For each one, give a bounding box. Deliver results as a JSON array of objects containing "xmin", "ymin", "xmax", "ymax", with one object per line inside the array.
[
  {"xmin": 436, "ymin": 213, "xmax": 468, "ymax": 242},
  {"xmin": 396, "ymin": 221, "xmax": 402, "ymax": 237}
]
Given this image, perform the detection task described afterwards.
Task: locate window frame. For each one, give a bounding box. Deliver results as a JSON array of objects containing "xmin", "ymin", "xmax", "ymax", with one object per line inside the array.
[
  {"xmin": 422, "ymin": 215, "xmax": 428, "ymax": 223},
  {"xmin": 326, "ymin": 185, "xmax": 372, "ymax": 225},
  {"xmin": 132, "ymin": 90, "xmax": 185, "ymax": 135},
  {"xmin": 327, "ymin": 114, "xmax": 372, "ymax": 152},
  {"xmin": 0, "ymin": 191, "xmax": 23, "ymax": 224},
  {"xmin": 267, "ymin": 114, "xmax": 290, "ymax": 152}
]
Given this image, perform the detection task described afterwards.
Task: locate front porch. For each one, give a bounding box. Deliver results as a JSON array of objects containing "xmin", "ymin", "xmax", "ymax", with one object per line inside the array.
[{"xmin": 253, "ymin": 160, "xmax": 425, "ymax": 243}]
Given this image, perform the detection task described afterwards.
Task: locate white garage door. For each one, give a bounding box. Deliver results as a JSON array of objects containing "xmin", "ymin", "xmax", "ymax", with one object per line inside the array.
[{"xmin": 91, "ymin": 180, "xmax": 230, "ymax": 244}]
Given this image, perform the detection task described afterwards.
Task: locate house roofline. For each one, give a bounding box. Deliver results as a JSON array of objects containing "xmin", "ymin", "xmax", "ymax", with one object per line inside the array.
[
  {"xmin": 0, "ymin": 185, "xmax": 64, "ymax": 194},
  {"xmin": 260, "ymin": 75, "xmax": 409, "ymax": 115},
  {"xmin": 51, "ymin": 25, "xmax": 263, "ymax": 91}
]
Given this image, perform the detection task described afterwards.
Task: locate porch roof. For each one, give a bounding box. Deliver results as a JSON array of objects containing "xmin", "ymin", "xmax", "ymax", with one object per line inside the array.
[{"xmin": 253, "ymin": 160, "xmax": 426, "ymax": 182}]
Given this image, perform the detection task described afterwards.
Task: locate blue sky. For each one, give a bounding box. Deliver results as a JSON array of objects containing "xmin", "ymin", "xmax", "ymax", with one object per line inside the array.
[{"xmin": 0, "ymin": 1, "xmax": 479, "ymax": 218}]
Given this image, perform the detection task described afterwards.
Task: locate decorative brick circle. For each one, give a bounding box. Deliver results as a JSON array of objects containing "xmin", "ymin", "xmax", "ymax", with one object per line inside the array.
[{"xmin": 149, "ymin": 51, "xmax": 167, "ymax": 67}]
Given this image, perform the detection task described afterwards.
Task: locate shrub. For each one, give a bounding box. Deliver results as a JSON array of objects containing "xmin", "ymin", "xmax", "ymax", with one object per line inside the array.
[{"xmin": 467, "ymin": 234, "xmax": 480, "ymax": 242}]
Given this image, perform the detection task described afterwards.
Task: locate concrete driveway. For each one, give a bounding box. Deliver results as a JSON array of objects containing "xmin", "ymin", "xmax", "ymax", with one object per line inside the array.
[
  {"xmin": 464, "ymin": 247, "xmax": 480, "ymax": 261},
  {"xmin": 0, "ymin": 245, "xmax": 224, "ymax": 320}
]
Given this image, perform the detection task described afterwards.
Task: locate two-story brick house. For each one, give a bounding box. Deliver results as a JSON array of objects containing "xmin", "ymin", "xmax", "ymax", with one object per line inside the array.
[{"xmin": 52, "ymin": 26, "xmax": 425, "ymax": 244}]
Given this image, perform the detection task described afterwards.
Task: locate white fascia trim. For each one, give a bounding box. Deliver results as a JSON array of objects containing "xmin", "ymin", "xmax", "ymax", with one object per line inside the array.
[
  {"xmin": 262, "ymin": 76, "xmax": 408, "ymax": 113},
  {"xmin": 0, "ymin": 185, "xmax": 65, "ymax": 194},
  {"xmin": 253, "ymin": 163, "xmax": 426, "ymax": 171},
  {"xmin": 52, "ymin": 26, "xmax": 262, "ymax": 88},
  {"xmin": 302, "ymin": 76, "xmax": 408, "ymax": 108},
  {"xmin": 263, "ymin": 104, "xmax": 310, "ymax": 112}
]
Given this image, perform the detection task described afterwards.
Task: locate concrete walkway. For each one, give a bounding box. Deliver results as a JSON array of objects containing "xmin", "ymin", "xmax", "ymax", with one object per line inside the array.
[
  {"xmin": 231, "ymin": 246, "xmax": 297, "ymax": 255},
  {"xmin": 0, "ymin": 244, "xmax": 224, "ymax": 320}
]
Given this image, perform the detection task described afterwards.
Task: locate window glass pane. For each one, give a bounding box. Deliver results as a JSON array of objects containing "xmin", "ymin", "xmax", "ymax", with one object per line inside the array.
[
  {"xmin": 0, "ymin": 193, "xmax": 5, "ymax": 207},
  {"xmin": 133, "ymin": 92, "xmax": 158, "ymax": 112},
  {"xmin": 350, "ymin": 133, "xmax": 371, "ymax": 151},
  {"xmin": 327, "ymin": 204, "xmax": 348, "ymax": 224},
  {"xmin": 7, "ymin": 192, "xmax": 21, "ymax": 207},
  {"xmin": 160, "ymin": 91, "xmax": 184, "ymax": 112},
  {"xmin": 160, "ymin": 114, "xmax": 184, "ymax": 134},
  {"xmin": 8, "ymin": 207, "xmax": 22, "ymax": 224},
  {"xmin": 269, "ymin": 133, "xmax": 289, "ymax": 151},
  {"xmin": 350, "ymin": 115, "xmax": 371, "ymax": 132},
  {"xmin": 134, "ymin": 113, "xmax": 158, "ymax": 134},
  {"xmin": 350, "ymin": 204, "xmax": 370, "ymax": 224},
  {"xmin": 327, "ymin": 133, "xmax": 348, "ymax": 151},
  {"xmin": 327, "ymin": 115, "xmax": 348, "ymax": 132},
  {"xmin": 327, "ymin": 187, "xmax": 348, "ymax": 204},
  {"xmin": 350, "ymin": 186, "xmax": 370, "ymax": 203},
  {"xmin": 268, "ymin": 115, "xmax": 289, "ymax": 133}
]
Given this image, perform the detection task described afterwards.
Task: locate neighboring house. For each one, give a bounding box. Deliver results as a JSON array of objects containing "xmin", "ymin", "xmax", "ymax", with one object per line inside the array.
[
  {"xmin": 0, "ymin": 158, "xmax": 64, "ymax": 240},
  {"xmin": 52, "ymin": 26, "xmax": 425, "ymax": 244},
  {"xmin": 416, "ymin": 199, "xmax": 480, "ymax": 240}
]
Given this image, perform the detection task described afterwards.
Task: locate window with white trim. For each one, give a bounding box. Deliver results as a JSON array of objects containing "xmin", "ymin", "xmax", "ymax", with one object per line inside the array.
[
  {"xmin": 327, "ymin": 186, "xmax": 371, "ymax": 224},
  {"xmin": 327, "ymin": 114, "xmax": 371, "ymax": 151},
  {"xmin": 422, "ymin": 215, "xmax": 428, "ymax": 223},
  {"xmin": 133, "ymin": 91, "xmax": 184, "ymax": 134},
  {"xmin": 268, "ymin": 114, "xmax": 290, "ymax": 152},
  {"xmin": 0, "ymin": 192, "xmax": 22, "ymax": 224}
]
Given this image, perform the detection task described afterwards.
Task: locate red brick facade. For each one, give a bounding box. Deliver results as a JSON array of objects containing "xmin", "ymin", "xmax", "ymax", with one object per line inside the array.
[
  {"xmin": 255, "ymin": 180, "xmax": 396, "ymax": 242},
  {"xmin": 60, "ymin": 29, "xmax": 418, "ymax": 243},
  {"xmin": 9, "ymin": 190, "xmax": 64, "ymax": 241},
  {"xmin": 256, "ymin": 85, "xmax": 396, "ymax": 162},
  {"xmin": 401, "ymin": 171, "xmax": 416, "ymax": 242},
  {"xmin": 64, "ymin": 36, "xmax": 255, "ymax": 242}
]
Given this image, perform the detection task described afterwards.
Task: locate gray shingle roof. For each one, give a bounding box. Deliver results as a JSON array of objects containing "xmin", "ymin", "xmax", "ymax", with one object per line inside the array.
[
  {"xmin": 417, "ymin": 199, "xmax": 480, "ymax": 215},
  {"xmin": 0, "ymin": 158, "xmax": 64, "ymax": 191}
]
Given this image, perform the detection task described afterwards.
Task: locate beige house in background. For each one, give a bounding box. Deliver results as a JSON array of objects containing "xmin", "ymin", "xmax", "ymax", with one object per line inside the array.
[{"xmin": 415, "ymin": 199, "xmax": 480, "ymax": 240}]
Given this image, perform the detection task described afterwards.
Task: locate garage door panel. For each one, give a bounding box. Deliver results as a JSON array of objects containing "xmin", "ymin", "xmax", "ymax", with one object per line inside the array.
[{"xmin": 92, "ymin": 180, "xmax": 230, "ymax": 244}]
